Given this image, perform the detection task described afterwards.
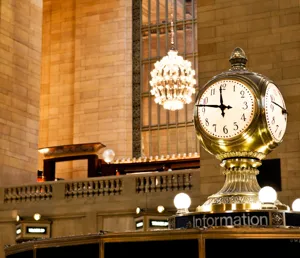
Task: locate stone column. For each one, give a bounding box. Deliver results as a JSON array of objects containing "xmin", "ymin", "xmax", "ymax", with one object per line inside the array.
[{"xmin": 0, "ymin": 0, "xmax": 42, "ymax": 186}]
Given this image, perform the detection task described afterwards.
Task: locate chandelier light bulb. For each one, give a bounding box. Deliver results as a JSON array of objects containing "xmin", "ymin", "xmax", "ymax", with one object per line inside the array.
[
  {"xmin": 174, "ymin": 193, "xmax": 191, "ymax": 214},
  {"xmin": 258, "ymin": 186, "xmax": 277, "ymax": 203},
  {"xmin": 292, "ymin": 198, "xmax": 300, "ymax": 212}
]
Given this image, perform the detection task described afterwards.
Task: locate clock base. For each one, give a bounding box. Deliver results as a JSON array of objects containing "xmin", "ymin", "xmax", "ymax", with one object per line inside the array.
[{"xmin": 197, "ymin": 158, "xmax": 289, "ymax": 212}]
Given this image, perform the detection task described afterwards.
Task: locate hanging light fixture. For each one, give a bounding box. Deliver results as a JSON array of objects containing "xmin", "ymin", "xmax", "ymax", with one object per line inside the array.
[{"xmin": 149, "ymin": 1, "xmax": 196, "ymax": 111}]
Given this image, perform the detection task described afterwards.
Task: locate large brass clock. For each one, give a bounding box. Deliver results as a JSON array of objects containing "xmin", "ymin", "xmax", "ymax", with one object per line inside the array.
[{"xmin": 193, "ymin": 47, "xmax": 288, "ymax": 212}]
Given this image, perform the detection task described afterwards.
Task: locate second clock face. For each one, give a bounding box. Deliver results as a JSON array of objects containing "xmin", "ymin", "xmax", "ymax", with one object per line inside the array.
[
  {"xmin": 264, "ymin": 83, "xmax": 287, "ymax": 142},
  {"xmin": 196, "ymin": 79, "xmax": 256, "ymax": 139}
]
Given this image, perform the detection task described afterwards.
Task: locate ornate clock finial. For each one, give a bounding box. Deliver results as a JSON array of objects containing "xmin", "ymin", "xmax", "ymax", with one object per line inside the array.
[{"xmin": 229, "ymin": 47, "xmax": 248, "ymax": 70}]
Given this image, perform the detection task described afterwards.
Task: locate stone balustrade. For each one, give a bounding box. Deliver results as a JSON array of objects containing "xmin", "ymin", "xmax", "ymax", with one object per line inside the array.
[
  {"xmin": 0, "ymin": 169, "xmax": 200, "ymax": 207},
  {"xmin": 136, "ymin": 170, "xmax": 193, "ymax": 193}
]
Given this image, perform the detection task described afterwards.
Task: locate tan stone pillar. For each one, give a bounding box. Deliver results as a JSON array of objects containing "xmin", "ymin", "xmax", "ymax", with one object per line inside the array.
[{"xmin": 0, "ymin": 0, "xmax": 42, "ymax": 186}]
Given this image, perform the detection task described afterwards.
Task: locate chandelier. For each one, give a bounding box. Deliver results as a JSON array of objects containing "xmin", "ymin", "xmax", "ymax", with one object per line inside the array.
[{"xmin": 149, "ymin": 4, "xmax": 196, "ymax": 111}]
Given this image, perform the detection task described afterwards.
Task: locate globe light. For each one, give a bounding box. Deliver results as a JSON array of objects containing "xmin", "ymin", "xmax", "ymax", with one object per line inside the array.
[
  {"xmin": 258, "ymin": 186, "xmax": 277, "ymax": 204},
  {"xmin": 136, "ymin": 207, "xmax": 141, "ymax": 214},
  {"xmin": 157, "ymin": 205, "xmax": 165, "ymax": 213},
  {"xmin": 292, "ymin": 198, "xmax": 300, "ymax": 212},
  {"xmin": 102, "ymin": 149, "xmax": 115, "ymax": 163},
  {"xmin": 173, "ymin": 193, "xmax": 191, "ymax": 214},
  {"xmin": 33, "ymin": 213, "xmax": 41, "ymax": 221},
  {"xmin": 16, "ymin": 215, "xmax": 20, "ymax": 222}
]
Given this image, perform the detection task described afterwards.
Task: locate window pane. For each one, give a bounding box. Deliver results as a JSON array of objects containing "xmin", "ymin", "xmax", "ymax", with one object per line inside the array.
[
  {"xmin": 142, "ymin": 97, "xmax": 149, "ymax": 126},
  {"xmin": 159, "ymin": 32, "xmax": 167, "ymax": 57},
  {"xmin": 169, "ymin": 109, "xmax": 176, "ymax": 125},
  {"xmin": 168, "ymin": 128, "xmax": 178, "ymax": 155},
  {"xmin": 142, "ymin": 0, "xmax": 149, "ymax": 25},
  {"xmin": 150, "ymin": 29, "xmax": 158, "ymax": 57},
  {"xmin": 159, "ymin": 129, "xmax": 168, "ymax": 154},
  {"xmin": 142, "ymin": 131, "xmax": 150, "ymax": 157},
  {"xmin": 150, "ymin": 0, "xmax": 157, "ymax": 25},
  {"xmin": 151, "ymin": 130, "xmax": 159, "ymax": 155},
  {"xmin": 177, "ymin": 0, "xmax": 185, "ymax": 21},
  {"xmin": 185, "ymin": 0, "xmax": 193, "ymax": 20},
  {"xmin": 185, "ymin": 23, "xmax": 193, "ymax": 54},
  {"xmin": 160, "ymin": 105, "xmax": 167, "ymax": 124},
  {"xmin": 178, "ymin": 106, "xmax": 186, "ymax": 123},
  {"xmin": 187, "ymin": 126, "xmax": 199, "ymax": 153},
  {"xmin": 142, "ymin": 33, "xmax": 149, "ymax": 58},
  {"xmin": 176, "ymin": 24, "xmax": 184, "ymax": 54},
  {"xmin": 159, "ymin": 0, "xmax": 167, "ymax": 23},
  {"xmin": 178, "ymin": 127, "xmax": 187, "ymax": 154},
  {"xmin": 151, "ymin": 96, "xmax": 158, "ymax": 125},
  {"xmin": 142, "ymin": 63, "xmax": 150, "ymax": 93}
]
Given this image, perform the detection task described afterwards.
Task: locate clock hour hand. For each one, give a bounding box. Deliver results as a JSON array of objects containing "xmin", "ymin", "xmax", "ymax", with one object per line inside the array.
[{"xmin": 271, "ymin": 101, "xmax": 288, "ymax": 115}]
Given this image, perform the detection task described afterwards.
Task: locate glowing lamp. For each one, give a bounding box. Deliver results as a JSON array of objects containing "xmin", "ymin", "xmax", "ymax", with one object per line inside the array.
[
  {"xmin": 33, "ymin": 213, "xmax": 41, "ymax": 221},
  {"xmin": 102, "ymin": 149, "xmax": 115, "ymax": 163},
  {"xmin": 258, "ymin": 186, "xmax": 277, "ymax": 203},
  {"xmin": 157, "ymin": 205, "xmax": 165, "ymax": 213},
  {"xmin": 174, "ymin": 193, "xmax": 191, "ymax": 214},
  {"xmin": 136, "ymin": 207, "xmax": 141, "ymax": 214},
  {"xmin": 292, "ymin": 198, "xmax": 300, "ymax": 212}
]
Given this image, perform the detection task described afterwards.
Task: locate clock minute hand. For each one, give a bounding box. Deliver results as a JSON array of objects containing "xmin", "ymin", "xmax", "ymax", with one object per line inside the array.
[
  {"xmin": 196, "ymin": 104, "xmax": 221, "ymax": 108},
  {"xmin": 219, "ymin": 86, "xmax": 224, "ymax": 106},
  {"xmin": 271, "ymin": 101, "xmax": 289, "ymax": 115}
]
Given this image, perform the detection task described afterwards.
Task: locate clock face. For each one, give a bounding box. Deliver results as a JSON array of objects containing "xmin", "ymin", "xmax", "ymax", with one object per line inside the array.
[
  {"xmin": 196, "ymin": 79, "xmax": 256, "ymax": 139},
  {"xmin": 264, "ymin": 83, "xmax": 287, "ymax": 142}
]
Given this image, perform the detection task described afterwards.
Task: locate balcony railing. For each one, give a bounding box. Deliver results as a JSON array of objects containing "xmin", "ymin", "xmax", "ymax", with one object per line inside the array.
[{"xmin": 0, "ymin": 169, "xmax": 200, "ymax": 206}]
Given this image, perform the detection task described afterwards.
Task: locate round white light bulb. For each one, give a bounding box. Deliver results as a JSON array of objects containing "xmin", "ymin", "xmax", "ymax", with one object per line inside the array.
[
  {"xmin": 174, "ymin": 193, "xmax": 191, "ymax": 214},
  {"xmin": 157, "ymin": 205, "xmax": 165, "ymax": 213},
  {"xmin": 33, "ymin": 213, "xmax": 41, "ymax": 221},
  {"xmin": 102, "ymin": 149, "xmax": 115, "ymax": 163},
  {"xmin": 16, "ymin": 215, "xmax": 20, "ymax": 222},
  {"xmin": 136, "ymin": 207, "xmax": 141, "ymax": 214},
  {"xmin": 258, "ymin": 186, "xmax": 277, "ymax": 203},
  {"xmin": 292, "ymin": 198, "xmax": 300, "ymax": 212}
]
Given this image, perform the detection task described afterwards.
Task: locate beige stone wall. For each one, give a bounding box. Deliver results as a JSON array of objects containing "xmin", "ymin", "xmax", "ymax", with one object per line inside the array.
[
  {"xmin": 39, "ymin": 0, "xmax": 133, "ymax": 178},
  {"xmin": 197, "ymin": 0, "xmax": 300, "ymax": 207},
  {"xmin": 0, "ymin": 0, "xmax": 42, "ymax": 186}
]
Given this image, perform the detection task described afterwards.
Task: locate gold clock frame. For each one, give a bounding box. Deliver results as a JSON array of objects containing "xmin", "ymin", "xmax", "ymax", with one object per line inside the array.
[{"xmin": 194, "ymin": 73, "xmax": 282, "ymax": 161}]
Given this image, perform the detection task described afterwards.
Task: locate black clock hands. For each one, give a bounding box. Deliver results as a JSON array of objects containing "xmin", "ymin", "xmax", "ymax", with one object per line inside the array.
[
  {"xmin": 271, "ymin": 101, "xmax": 288, "ymax": 115},
  {"xmin": 219, "ymin": 86, "xmax": 232, "ymax": 117},
  {"xmin": 196, "ymin": 86, "xmax": 232, "ymax": 117},
  {"xmin": 197, "ymin": 104, "xmax": 220, "ymax": 108}
]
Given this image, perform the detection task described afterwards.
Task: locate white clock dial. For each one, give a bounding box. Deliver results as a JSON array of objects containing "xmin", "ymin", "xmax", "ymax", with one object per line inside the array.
[
  {"xmin": 197, "ymin": 79, "xmax": 255, "ymax": 139},
  {"xmin": 264, "ymin": 83, "xmax": 287, "ymax": 142}
]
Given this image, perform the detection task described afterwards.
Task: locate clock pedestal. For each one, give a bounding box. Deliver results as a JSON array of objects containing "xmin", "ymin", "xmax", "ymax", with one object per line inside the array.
[
  {"xmin": 198, "ymin": 158, "xmax": 261, "ymax": 212},
  {"xmin": 198, "ymin": 156, "xmax": 289, "ymax": 212}
]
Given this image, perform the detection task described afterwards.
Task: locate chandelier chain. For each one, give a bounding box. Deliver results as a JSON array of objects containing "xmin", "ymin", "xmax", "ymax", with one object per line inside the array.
[{"xmin": 170, "ymin": 1, "xmax": 175, "ymax": 49}]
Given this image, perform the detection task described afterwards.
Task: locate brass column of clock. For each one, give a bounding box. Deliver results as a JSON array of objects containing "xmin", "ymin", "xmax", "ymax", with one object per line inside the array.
[{"xmin": 194, "ymin": 47, "xmax": 288, "ymax": 212}]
